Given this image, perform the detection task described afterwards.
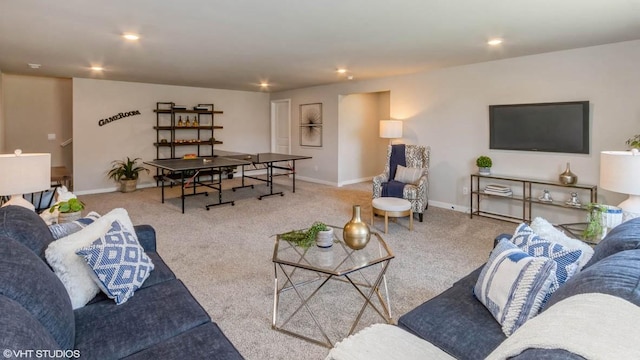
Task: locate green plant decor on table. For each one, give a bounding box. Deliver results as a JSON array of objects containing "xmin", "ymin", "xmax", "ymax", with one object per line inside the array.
[
  {"xmin": 49, "ymin": 198, "xmax": 85, "ymax": 213},
  {"xmin": 626, "ymin": 135, "xmax": 640, "ymax": 149},
  {"xmin": 107, "ymin": 157, "xmax": 149, "ymax": 181},
  {"xmin": 476, "ymin": 156, "xmax": 493, "ymax": 168},
  {"xmin": 280, "ymin": 222, "xmax": 329, "ymax": 249},
  {"xmin": 583, "ymin": 203, "xmax": 605, "ymax": 241}
]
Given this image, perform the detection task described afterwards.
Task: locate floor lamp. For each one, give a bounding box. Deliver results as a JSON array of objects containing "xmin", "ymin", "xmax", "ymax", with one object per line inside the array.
[
  {"xmin": 600, "ymin": 150, "xmax": 640, "ymax": 217},
  {"xmin": 0, "ymin": 150, "xmax": 51, "ymax": 211},
  {"xmin": 380, "ymin": 120, "xmax": 403, "ymax": 145}
]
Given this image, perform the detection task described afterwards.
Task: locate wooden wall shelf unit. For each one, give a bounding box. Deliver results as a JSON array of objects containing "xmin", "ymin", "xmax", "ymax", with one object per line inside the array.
[
  {"xmin": 470, "ymin": 174, "xmax": 597, "ymax": 224},
  {"xmin": 153, "ymin": 102, "xmax": 224, "ymax": 182},
  {"xmin": 153, "ymin": 102, "xmax": 223, "ymax": 159}
]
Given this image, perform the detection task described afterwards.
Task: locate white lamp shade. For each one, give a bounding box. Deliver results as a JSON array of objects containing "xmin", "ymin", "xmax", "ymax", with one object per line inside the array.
[
  {"xmin": 380, "ymin": 120, "xmax": 403, "ymax": 139},
  {"xmin": 600, "ymin": 151, "xmax": 640, "ymax": 195},
  {"xmin": 0, "ymin": 152, "xmax": 51, "ymax": 196}
]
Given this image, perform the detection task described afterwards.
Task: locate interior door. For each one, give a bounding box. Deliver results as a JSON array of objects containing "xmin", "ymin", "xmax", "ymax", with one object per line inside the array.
[
  {"xmin": 271, "ymin": 99, "xmax": 291, "ymax": 175},
  {"xmin": 271, "ymin": 99, "xmax": 291, "ymax": 154}
]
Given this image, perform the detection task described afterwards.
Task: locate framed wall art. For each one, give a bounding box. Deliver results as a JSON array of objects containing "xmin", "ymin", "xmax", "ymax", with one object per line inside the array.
[{"xmin": 300, "ymin": 103, "xmax": 322, "ymax": 147}]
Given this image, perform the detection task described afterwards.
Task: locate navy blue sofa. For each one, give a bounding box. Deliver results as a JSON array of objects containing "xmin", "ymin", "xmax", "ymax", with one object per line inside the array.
[
  {"xmin": 398, "ymin": 217, "xmax": 640, "ymax": 359},
  {"xmin": 0, "ymin": 205, "xmax": 244, "ymax": 360}
]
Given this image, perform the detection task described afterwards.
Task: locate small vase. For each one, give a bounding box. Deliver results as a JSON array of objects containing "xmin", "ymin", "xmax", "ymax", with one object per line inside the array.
[
  {"xmin": 559, "ymin": 162, "xmax": 577, "ymax": 185},
  {"xmin": 58, "ymin": 211, "xmax": 82, "ymax": 224},
  {"xmin": 478, "ymin": 167, "xmax": 491, "ymax": 176},
  {"xmin": 343, "ymin": 205, "xmax": 371, "ymax": 250},
  {"xmin": 316, "ymin": 228, "xmax": 334, "ymax": 248}
]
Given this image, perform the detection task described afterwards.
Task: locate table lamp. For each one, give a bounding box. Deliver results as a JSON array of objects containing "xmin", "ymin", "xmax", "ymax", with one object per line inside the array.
[
  {"xmin": 600, "ymin": 150, "xmax": 640, "ymax": 214},
  {"xmin": 379, "ymin": 120, "xmax": 403, "ymax": 144},
  {"xmin": 0, "ymin": 150, "xmax": 51, "ymax": 211}
]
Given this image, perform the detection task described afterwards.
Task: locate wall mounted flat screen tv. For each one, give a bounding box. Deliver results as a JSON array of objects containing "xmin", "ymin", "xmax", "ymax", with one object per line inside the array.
[{"xmin": 489, "ymin": 101, "xmax": 590, "ymax": 154}]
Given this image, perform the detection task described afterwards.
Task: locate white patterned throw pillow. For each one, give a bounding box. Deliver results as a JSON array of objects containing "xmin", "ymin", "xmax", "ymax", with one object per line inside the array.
[
  {"xmin": 512, "ymin": 223, "xmax": 582, "ymax": 304},
  {"xmin": 45, "ymin": 208, "xmax": 137, "ymax": 309},
  {"xmin": 394, "ymin": 165, "xmax": 423, "ymax": 185},
  {"xmin": 530, "ymin": 217, "xmax": 594, "ymax": 270},
  {"xmin": 474, "ymin": 240, "xmax": 557, "ymax": 336},
  {"xmin": 76, "ymin": 220, "xmax": 154, "ymax": 305}
]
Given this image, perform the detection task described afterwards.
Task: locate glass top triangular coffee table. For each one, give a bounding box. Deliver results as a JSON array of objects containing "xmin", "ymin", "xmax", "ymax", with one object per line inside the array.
[{"xmin": 271, "ymin": 226, "xmax": 394, "ymax": 348}]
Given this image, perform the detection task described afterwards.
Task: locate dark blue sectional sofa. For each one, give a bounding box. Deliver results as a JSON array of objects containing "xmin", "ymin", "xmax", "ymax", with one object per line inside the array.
[
  {"xmin": 397, "ymin": 217, "xmax": 640, "ymax": 359},
  {"xmin": 0, "ymin": 205, "xmax": 244, "ymax": 360}
]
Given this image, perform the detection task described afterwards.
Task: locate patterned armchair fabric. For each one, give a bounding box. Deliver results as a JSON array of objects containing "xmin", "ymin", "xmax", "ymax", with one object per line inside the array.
[{"xmin": 373, "ymin": 145, "xmax": 430, "ymax": 221}]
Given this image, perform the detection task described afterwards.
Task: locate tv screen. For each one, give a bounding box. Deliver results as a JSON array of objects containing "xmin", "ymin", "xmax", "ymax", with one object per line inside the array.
[{"xmin": 489, "ymin": 101, "xmax": 590, "ymax": 154}]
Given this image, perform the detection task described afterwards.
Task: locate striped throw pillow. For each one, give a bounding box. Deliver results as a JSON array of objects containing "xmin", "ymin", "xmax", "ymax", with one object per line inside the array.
[
  {"xmin": 394, "ymin": 165, "xmax": 423, "ymax": 185},
  {"xmin": 474, "ymin": 240, "xmax": 557, "ymax": 336}
]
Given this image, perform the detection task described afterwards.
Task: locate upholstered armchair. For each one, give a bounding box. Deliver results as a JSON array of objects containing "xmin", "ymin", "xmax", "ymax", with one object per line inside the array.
[{"xmin": 373, "ymin": 144, "xmax": 430, "ymax": 222}]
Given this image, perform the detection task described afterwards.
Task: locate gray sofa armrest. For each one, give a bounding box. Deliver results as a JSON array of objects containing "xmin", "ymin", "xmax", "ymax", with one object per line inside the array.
[{"xmin": 134, "ymin": 225, "xmax": 156, "ymax": 252}]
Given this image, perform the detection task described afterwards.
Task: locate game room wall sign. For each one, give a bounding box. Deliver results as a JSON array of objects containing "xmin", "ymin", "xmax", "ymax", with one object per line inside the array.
[{"xmin": 98, "ymin": 110, "xmax": 141, "ymax": 126}]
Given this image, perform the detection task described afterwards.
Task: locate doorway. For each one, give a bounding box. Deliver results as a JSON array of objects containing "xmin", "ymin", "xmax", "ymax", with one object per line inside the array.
[{"xmin": 270, "ymin": 99, "xmax": 291, "ymax": 154}]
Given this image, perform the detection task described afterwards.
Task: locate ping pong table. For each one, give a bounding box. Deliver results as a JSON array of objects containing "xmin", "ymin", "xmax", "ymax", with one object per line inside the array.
[
  {"xmin": 144, "ymin": 156, "xmax": 251, "ymax": 213},
  {"xmin": 144, "ymin": 151, "xmax": 312, "ymax": 212},
  {"xmin": 213, "ymin": 150, "xmax": 312, "ymax": 200}
]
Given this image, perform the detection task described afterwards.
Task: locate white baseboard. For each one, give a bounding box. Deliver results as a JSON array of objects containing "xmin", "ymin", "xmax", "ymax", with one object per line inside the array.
[
  {"xmin": 338, "ymin": 176, "xmax": 373, "ymax": 187},
  {"xmin": 295, "ymin": 175, "xmax": 338, "ymax": 187},
  {"xmin": 429, "ymin": 200, "xmax": 470, "ymax": 214}
]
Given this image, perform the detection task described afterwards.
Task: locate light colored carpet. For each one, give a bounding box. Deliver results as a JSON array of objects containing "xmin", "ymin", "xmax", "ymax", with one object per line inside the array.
[{"xmin": 79, "ymin": 178, "xmax": 514, "ymax": 360}]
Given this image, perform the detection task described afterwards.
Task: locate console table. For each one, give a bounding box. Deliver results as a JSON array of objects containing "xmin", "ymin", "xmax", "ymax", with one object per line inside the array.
[{"xmin": 470, "ymin": 174, "xmax": 597, "ymax": 224}]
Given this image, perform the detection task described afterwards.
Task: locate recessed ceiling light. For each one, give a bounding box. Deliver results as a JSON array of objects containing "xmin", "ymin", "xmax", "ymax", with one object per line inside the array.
[
  {"xmin": 260, "ymin": 82, "xmax": 269, "ymax": 87},
  {"xmin": 487, "ymin": 38, "xmax": 503, "ymax": 46},
  {"xmin": 28, "ymin": 63, "xmax": 41, "ymax": 69},
  {"xmin": 123, "ymin": 33, "xmax": 140, "ymax": 41},
  {"xmin": 337, "ymin": 68, "xmax": 347, "ymax": 74},
  {"xmin": 347, "ymin": 75, "xmax": 354, "ymax": 80},
  {"xmin": 91, "ymin": 66, "xmax": 104, "ymax": 71}
]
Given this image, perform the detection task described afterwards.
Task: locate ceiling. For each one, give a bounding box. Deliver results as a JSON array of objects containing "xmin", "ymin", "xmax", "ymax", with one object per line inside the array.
[{"xmin": 1, "ymin": 1, "xmax": 639, "ymax": 92}]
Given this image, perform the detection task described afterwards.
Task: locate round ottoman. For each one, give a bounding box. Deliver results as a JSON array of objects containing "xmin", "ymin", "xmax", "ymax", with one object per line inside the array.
[{"xmin": 371, "ymin": 197, "xmax": 413, "ymax": 234}]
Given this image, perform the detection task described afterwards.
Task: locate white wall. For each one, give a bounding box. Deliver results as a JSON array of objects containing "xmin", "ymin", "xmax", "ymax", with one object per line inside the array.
[
  {"xmin": 73, "ymin": 78, "xmax": 270, "ymax": 193},
  {"xmin": 338, "ymin": 92, "xmax": 389, "ymax": 185},
  {"xmin": 1, "ymin": 74, "xmax": 72, "ymax": 169},
  {"xmin": 272, "ymin": 40, "xmax": 640, "ymax": 215}
]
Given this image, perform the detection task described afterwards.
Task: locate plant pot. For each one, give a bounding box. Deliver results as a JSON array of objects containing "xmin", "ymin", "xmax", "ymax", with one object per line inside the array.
[
  {"xmin": 58, "ymin": 211, "xmax": 82, "ymax": 224},
  {"xmin": 316, "ymin": 228, "xmax": 334, "ymax": 248},
  {"xmin": 478, "ymin": 167, "xmax": 491, "ymax": 176},
  {"xmin": 120, "ymin": 179, "xmax": 138, "ymax": 193}
]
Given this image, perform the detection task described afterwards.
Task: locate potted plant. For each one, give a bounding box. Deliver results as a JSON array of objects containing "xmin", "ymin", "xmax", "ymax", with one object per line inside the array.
[
  {"xmin": 583, "ymin": 203, "xmax": 605, "ymax": 243},
  {"xmin": 50, "ymin": 198, "xmax": 85, "ymax": 223},
  {"xmin": 476, "ymin": 156, "xmax": 493, "ymax": 175},
  {"xmin": 626, "ymin": 134, "xmax": 640, "ymax": 152},
  {"xmin": 280, "ymin": 222, "xmax": 334, "ymax": 248},
  {"xmin": 107, "ymin": 157, "xmax": 149, "ymax": 193}
]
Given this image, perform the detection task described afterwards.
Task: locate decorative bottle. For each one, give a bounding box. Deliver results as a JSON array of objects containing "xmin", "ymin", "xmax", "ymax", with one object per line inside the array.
[
  {"xmin": 343, "ymin": 205, "xmax": 371, "ymax": 250},
  {"xmin": 193, "ymin": 117, "xmax": 199, "ymax": 127},
  {"xmin": 559, "ymin": 162, "xmax": 577, "ymax": 185},
  {"xmin": 185, "ymin": 116, "xmax": 191, "ymax": 127},
  {"xmin": 177, "ymin": 116, "xmax": 183, "ymax": 127}
]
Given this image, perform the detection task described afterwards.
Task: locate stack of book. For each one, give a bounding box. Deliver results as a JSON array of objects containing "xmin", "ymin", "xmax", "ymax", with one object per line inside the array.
[{"xmin": 483, "ymin": 184, "xmax": 513, "ymax": 197}]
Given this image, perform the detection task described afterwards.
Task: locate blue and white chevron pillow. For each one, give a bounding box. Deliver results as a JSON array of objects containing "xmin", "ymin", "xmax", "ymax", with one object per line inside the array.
[
  {"xmin": 511, "ymin": 223, "xmax": 582, "ymax": 304},
  {"xmin": 474, "ymin": 240, "xmax": 557, "ymax": 336},
  {"xmin": 76, "ymin": 220, "xmax": 154, "ymax": 305}
]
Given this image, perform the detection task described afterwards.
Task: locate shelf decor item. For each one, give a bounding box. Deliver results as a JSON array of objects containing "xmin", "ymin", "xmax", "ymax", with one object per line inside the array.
[
  {"xmin": 476, "ymin": 156, "xmax": 492, "ymax": 176},
  {"xmin": 538, "ymin": 189, "xmax": 553, "ymax": 202},
  {"xmin": 559, "ymin": 162, "xmax": 578, "ymax": 184},
  {"xmin": 343, "ymin": 205, "xmax": 371, "ymax": 250},
  {"xmin": 565, "ymin": 192, "xmax": 581, "ymax": 207}
]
